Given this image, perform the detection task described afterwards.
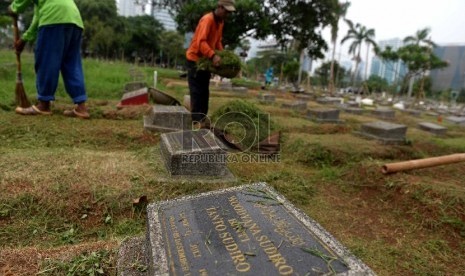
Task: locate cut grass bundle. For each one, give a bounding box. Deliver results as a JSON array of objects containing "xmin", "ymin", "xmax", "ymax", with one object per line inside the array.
[{"xmin": 197, "ymin": 50, "xmax": 241, "ymax": 78}]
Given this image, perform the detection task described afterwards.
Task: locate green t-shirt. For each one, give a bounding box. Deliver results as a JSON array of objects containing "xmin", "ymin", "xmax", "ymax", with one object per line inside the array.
[{"xmin": 10, "ymin": 0, "xmax": 84, "ymax": 42}]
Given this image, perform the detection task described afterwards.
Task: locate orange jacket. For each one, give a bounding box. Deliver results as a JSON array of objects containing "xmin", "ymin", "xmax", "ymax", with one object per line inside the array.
[{"xmin": 186, "ymin": 12, "xmax": 224, "ymax": 62}]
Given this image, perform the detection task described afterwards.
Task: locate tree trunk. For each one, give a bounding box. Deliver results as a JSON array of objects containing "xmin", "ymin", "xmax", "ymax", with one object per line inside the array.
[
  {"xmin": 364, "ymin": 43, "xmax": 370, "ymax": 81},
  {"xmin": 329, "ymin": 39, "xmax": 337, "ymax": 95}
]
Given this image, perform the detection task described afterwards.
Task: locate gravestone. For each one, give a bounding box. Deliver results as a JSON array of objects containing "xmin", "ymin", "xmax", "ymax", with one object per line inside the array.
[
  {"xmin": 418, "ymin": 122, "xmax": 447, "ymax": 136},
  {"xmin": 372, "ymin": 108, "xmax": 395, "ymax": 120},
  {"xmin": 359, "ymin": 121, "xmax": 407, "ymax": 144},
  {"xmin": 218, "ymin": 82, "xmax": 233, "ymax": 91},
  {"xmin": 446, "ymin": 116, "xmax": 465, "ymax": 125},
  {"xmin": 258, "ymin": 93, "xmax": 276, "ymax": 103},
  {"xmin": 118, "ymin": 87, "xmax": 149, "ymax": 108},
  {"xmin": 347, "ymin": 101, "xmax": 360, "ymax": 108},
  {"xmin": 295, "ymin": 94, "xmax": 313, "ymax": 101},
  {"xmin": 401, "ymin": 109, "xmax": 422, "ymax": 117},
  {"xmin": 159, "ymin": 129, "xmax": 230, "ymax": 176},
  {"xmin": 316, "ymin": 97, "xmax": 343, "ymax": 105},
  {"xmin": 344, "ymin": 107, "xmax": 364, "ymax": 115},
  {"xmin": 281, "ymin": 101, "xmax": 307, "ymax": 111},
  {"xmin": 141, "ymin": 183, "xmax": 375, "ymax": 276},
  {"xmin": 124, "ymin": 81, "xmax": 147, "ymax": 93},
  {"xmin": 232, "ymin": 86, "xmax": 248, "ymax": 93},
  {"xmin": 144, "ymin": 106, "xmax": 191, "ymax": 133},
  {"xmin": 307, "ymin": 108, "xmax": 342, "ymax": 123}
]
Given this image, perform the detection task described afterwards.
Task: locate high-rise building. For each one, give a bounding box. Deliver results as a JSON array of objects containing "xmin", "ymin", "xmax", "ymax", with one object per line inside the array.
[
  {"xmin": 370, "ymin": 38, "xmax": 407, "ymax": 84},
  {"xmin": 430, "ymin": 45, "xmax": 465, "ymax": 92},
  {"xmin": 117, "ymin": 0, "xmax": 176, "ymax": 31},
  {"xmin": 152, "ymin": 5, "xmax": 176, "ymax": 31},
  {"xmin": 117, "ymin": 0, "xmax": 144, "ymax": 17}
]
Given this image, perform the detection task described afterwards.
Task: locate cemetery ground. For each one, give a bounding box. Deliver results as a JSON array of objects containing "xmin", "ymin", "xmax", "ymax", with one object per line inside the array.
[{"xmin": 0, "ymin": 50, "xmax": 464, "ymax": 275}]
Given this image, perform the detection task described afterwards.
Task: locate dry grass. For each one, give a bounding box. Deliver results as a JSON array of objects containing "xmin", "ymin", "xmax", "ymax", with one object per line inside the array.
[{"xmin": 1, "ymin": 75, "xmax": 465, "ymax": 275}]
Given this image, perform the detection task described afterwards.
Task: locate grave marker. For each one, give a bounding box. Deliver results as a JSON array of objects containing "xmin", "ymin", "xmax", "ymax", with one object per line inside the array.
[
  {"xmin": 418, "ymin": 122, "xmax": 447, "ymax": 136},
  {"xmin": 307, "ymin": 108, "xmax": 343, "ymax": 123},
  {"xmin": 359, "ymin": 121, "xmax": 407, "ymax": 144},
  {"xmin": 258, "ymin": 93, "xmax": 276, "ymax": 103},
  {"xmin": 372, "ymin": 108, "xmax": 395, "ymax": 120},
  {"xmin": 446, "ymin": 116, "xmax": 465, "ymax": 125},
  {"xmin": 281, "ymin": 101, "xmax": 307, "ymax": 111},
  {"xmin": 145, "ymin": 183, "xmax": 375, "ymax": 275},
  {"xmin": 144, "ymin": 105, "xmax": 191, "ymax": 133},
  {"xmin": 159, "ymin": 129, "xmax": 230, "ymax": 176}
]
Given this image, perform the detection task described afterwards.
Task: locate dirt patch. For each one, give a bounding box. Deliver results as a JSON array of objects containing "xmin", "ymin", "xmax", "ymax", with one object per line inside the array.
[{"xmin": 0, "ymin": 241, "xmax": 118, "ymax": 275}]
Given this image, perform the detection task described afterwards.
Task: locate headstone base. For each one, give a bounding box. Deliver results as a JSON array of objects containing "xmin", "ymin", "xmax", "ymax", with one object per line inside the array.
[
  {"xmin": 357, "ymin": 121, "xmax": 408, "ymax": 144},
  {"xmin": 281, "ymin": 101, "xmax": 307, "ymax": 111},
  {"xmin": 144, "ymin": 106, "xmax": 191, "ymax": 133},
  {"xmin": 418, "ymin": 122, "xmax": 447, "ymax": 136},
  {"xmin": 160, "ymin": 129, "xmax": 231, "ymax": 176}
]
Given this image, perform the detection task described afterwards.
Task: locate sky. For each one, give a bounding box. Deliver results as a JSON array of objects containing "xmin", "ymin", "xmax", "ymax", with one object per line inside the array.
[
  {"xmin": 250, "ymin": 0, "xmax": 465, "ymax": 72},
  {"xmin": 341, "ymin": 0, "xmax": 465, "ymax": 45}
]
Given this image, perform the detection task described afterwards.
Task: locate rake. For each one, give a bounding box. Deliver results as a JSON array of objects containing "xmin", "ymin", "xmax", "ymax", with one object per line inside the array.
[{"xmin": 13, "ymin": 16, "xmax": 31, "ymax": 109}]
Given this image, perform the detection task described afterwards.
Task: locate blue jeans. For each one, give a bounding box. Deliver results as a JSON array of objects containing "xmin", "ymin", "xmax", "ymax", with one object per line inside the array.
[{"xmin": 34, "ymin": 24, "xmax": 87, "ymax": 104}]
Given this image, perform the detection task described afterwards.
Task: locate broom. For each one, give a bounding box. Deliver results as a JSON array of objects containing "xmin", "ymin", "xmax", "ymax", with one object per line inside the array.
[{"xmin": 13, "ymin": 16, "xmax": 31, "ymax": 109}]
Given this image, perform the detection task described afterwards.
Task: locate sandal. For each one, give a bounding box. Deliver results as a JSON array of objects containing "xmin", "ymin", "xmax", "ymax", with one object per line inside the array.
[
  {"xmin": 15, "ymin": 105, "xmax": 52, "ymax": 115},
  {"xmin": 63, "ymin": 108, "xmax": 90, "ymax": 119}
]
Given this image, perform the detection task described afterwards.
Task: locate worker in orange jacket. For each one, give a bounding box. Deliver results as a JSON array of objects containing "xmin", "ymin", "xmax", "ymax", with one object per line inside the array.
[{"xmin": 186, "ymin": 0, "xmax": 235, "ymax": 126}]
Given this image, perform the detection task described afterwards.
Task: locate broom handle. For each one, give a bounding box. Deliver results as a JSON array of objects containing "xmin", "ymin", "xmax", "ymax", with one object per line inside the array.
[{"xmin": 13, "ymin": 17, "xmax": 22, "ymax": 76}]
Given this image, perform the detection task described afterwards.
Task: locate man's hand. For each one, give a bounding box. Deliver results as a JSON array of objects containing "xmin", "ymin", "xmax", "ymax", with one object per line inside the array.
[
  {"xmin": 212, "ymin": 54, "xmax": 221, "ymax": 67},
  {"xmin": 7, "ymin": 6, "xmax": 18, "ymax": 19},
  {"xmin": 15, "ymin": 39, "xmax": 26, "ymax": 54}
]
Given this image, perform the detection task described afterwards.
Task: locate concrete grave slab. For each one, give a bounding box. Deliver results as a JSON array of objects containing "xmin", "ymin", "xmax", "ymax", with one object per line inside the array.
[
  {"xmin": 446, "ymin": 116, "xmax": 465, "ymax": 125},
  {"xmin": 372, "ymin": 108, "xmax": 396, "ymax": 120},
  {"xmin": 232, "ymin": 86, "xmax": 248, "ymax": 93},
  {"xmin": 418, "ymin": 122, "xmax": 447, "ymax": 136},
  {"xmin": 258, "ymin": 93, "xmax": 276, "ymax": 103},
  {"xmin": 347, "ymin": 101, "xmax": 360, "ymax": 108},
  {"xmin": 307, "ymin": 108, "xmax": 343, "ymax": 123},
  {"xmin": 358, "ymin": 121, "xmax": 407, "ymax": 144},
  {"xmin": 218, "ymin": 82, "xmax": 233, "ymax": 91},
  {"xmin": 145, "ymin": 183, "xmax": 375, "ymax": 276},
  {"xmin": 344, "ymin": 107, "xmax": 364, "ymax": 115},
  {"xmin": 281, "ymin": 101, "xmax": 307, "ymax": 111},
  {"xmin": 316, "ymin": 97, "xmax": 343, "ymax": 105},
  {"xmin": 144, "ymin": 105, "xmax": 191, "ymax": 133},
  {"xmin": 400, "ymin": 109, "xmax": 422, "ymax": 117},
  {"xmin": 295, "ymin": 94, "xmax": 314, "ymax": 101},
  {"xmin": 159, "ymin": 129, "xmax": 231, "ymax": 176}
]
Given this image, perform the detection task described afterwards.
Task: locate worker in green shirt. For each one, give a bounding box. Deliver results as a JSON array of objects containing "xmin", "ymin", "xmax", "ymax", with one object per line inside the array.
[{"xmin": 8, "ymin": 0, "xmax": 90, "ymax": 118}]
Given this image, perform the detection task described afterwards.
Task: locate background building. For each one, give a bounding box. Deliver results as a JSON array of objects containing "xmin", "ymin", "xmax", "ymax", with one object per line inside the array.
[
  {"xmin": 430, "ymin": 45, "xmax": 465, "ymax": 91},
  {"xmin": 117, "ymin": 0, "xmax": 144, "ymax": 17},
  {"xmin": 370, "ymin": 38, "xmax": 407, "ymax": 84},
  {"xmin": 117, "ymin": 0, "xmax": 176, "ymax": 31}
]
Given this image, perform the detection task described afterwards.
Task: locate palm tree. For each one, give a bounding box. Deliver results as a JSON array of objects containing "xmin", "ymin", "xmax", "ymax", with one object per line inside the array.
[
  {"xmin": 341, "ymin": 19, "xmax": 376, "ymax": 88},
  {"xmin": 403, "ymin": 28, "xmax": 435, "ymax": 47},
  {"xmin": 403, "ymin": 28, "xmax": 436, "ymax": 99},
  {"xmin": 328, "ymin": 1, "xmax": 351, "ymax": 95}
]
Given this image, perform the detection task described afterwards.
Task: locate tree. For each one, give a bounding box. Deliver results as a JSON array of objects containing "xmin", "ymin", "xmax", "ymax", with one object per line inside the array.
[
  {"xmin": 402, "ymin": 27, "xmax": 436, "ymax": 99},
  {"xmin": 151, "ymin": 0, "xmax": 338, "ymax": 59},
  {"xmin": 315, "ymin": 61, "xmax": 348, "ymax": 88},
  {"xmin": 365, "ymin": 75, "xmax": 389, "ymax": 93},
  {"xmin": 159, "ymin": 30, "xmax": 184, "ymax": 68},
  {"xmin": 377, "ymin": 29, "xmax": 448, "ymax": 101},
  {"xmin": 124, "ymin": 15, "xmax": 165, "ymax": 63},
  {"xmin": 328, "ymin": 0, "xmax": 350, "ymax": 94},
  {"xmin": 341, "ymin": 19, "xmax": 376, "ymax": 87}
]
